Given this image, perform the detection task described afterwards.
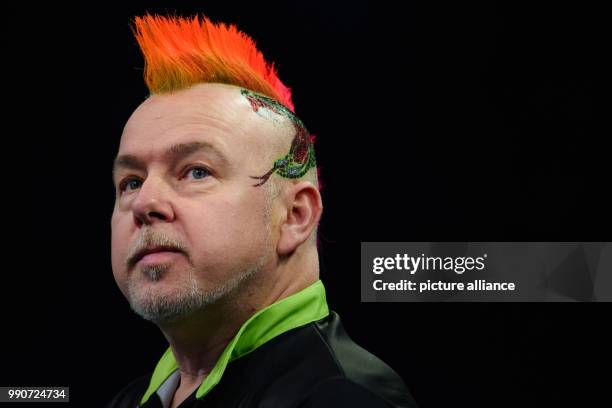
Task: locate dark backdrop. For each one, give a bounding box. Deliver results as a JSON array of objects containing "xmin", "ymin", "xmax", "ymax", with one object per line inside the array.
[{"xmin": 3, "ymin": 1, "xmax": 608, "ymax": 407}]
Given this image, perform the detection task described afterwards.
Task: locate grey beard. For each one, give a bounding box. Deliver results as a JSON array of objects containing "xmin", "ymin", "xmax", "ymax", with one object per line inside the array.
[{"xmin": 126, "ymin": 253, "xmax": 269, "ymax": 326}]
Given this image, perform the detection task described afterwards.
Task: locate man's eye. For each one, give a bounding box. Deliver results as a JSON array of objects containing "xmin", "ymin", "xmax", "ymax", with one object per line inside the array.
[
  {"xmin": 119, "ymin": 178, "xmax": 142, "ymax": 193},
  {"xmin": 185, "ymin": 166, "xmax": 211, "ymax": 180}
]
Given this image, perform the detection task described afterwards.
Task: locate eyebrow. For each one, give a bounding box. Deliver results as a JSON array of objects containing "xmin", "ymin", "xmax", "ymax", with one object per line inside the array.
[{"xmin": 112, "ymin": 141, "xmax": 230, "ymax": 180}]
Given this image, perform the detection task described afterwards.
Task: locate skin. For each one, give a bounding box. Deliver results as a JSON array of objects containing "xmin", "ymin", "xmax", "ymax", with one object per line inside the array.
[{"xmin": 110, "ymin": 83, "xmax": 323, "ymax": 407}]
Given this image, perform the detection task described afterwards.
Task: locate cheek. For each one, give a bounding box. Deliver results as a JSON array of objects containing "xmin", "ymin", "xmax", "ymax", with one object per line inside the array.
[
  {"xmin": 110, "ymin": 213, "xmax": 130, "ymax": 283},
  {"xmin": 183, "ymin": 194, "xmax": 270, "ymax": 259},
  {"xmin": 225, "ymin": 195, "xmax": 269, "ymax": 238}
]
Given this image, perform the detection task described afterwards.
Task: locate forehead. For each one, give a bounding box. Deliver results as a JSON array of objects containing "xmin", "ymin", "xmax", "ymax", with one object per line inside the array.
[{"xmin": 117, "ymin": 84, "xmax": 279, "ymax": 168}]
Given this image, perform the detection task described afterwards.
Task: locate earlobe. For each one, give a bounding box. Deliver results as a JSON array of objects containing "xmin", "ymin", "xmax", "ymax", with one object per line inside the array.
[{"xmin": 276, "ymin": 182, "xmax": 322, "ymax": 256}]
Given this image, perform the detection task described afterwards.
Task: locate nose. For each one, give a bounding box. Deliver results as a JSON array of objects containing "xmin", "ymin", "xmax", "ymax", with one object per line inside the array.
[{"xmin": 130, "ymin": 175, "xmax": 175, "ymax": 226}]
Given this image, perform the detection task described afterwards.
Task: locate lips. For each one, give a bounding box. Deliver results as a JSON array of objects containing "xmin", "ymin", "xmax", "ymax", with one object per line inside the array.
[{"xmin": 134, "ymin": 246, "xmax": 182, "ymax": 265}]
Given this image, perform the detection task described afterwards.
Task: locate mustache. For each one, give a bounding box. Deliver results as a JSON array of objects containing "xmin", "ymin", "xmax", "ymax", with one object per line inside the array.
[{"xmin": 126, "ymin": 229, "xmax": 189, "ymax": 268}]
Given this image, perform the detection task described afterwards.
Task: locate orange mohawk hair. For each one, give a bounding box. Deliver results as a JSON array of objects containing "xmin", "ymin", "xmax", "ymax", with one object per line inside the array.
[{"xmin": 130, "ymin": 13, "xmax": 295, "ymax": 112}]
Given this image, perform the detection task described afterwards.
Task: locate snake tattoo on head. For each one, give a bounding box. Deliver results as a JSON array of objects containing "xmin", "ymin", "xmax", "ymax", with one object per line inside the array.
[{"xmin": 240, "ymin": 89, "xmax": 316, "ymax": 187}]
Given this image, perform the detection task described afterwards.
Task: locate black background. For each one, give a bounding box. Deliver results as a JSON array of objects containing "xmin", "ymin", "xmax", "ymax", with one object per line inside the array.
[{"xmin": 3, "ymin": 1, "xmax": 608, "ymax": 407}]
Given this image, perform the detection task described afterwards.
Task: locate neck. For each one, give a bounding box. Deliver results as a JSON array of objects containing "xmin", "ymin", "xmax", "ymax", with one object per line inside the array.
[{"xmin": 158, "ymin": 243, "xmax": 320, "ymax": 389}]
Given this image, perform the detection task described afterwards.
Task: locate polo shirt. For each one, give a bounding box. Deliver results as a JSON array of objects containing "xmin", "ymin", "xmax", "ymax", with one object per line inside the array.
[{"xmin": 106, "ymin": 279, "xmax": 418, "ymax": 407}]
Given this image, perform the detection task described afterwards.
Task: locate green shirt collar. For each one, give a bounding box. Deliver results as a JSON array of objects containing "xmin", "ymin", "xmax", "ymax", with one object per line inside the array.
[{"xmin": 140, "ymin": 279, "xmax": 329, "ymax": 405}]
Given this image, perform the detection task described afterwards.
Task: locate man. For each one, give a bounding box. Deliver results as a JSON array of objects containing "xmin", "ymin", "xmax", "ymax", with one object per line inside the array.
[{"xmin": 107, "ymin": 13, "xmax": 417, "ymax": 408}]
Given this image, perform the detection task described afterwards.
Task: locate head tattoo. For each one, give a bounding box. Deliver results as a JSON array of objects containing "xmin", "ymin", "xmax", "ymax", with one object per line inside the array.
[{"xmin": 241, "ymin": 89, "xmax": 316, "ymax": 186}]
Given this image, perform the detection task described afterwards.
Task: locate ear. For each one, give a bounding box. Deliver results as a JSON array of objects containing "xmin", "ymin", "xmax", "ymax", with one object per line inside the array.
[{"xmin": 277, "ymin": 181, "xmax": 323, "ymax": 256}]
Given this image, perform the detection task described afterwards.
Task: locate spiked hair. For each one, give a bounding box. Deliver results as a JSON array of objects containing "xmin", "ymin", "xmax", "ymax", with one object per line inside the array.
[{"xmin": 130, "ymin": 13, "xmax": 295, "ymax": 112}]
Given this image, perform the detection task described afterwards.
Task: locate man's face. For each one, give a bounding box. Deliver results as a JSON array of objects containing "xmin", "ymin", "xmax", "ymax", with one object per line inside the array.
[{"xmin": 111, "ymin": 83, "xmax": 288, "ymax": 325}]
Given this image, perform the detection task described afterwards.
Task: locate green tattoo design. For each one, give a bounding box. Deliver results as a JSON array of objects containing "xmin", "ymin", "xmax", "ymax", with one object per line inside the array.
[{"xmin": 241, "ymin": 89, "xmax": 316, "ymax": 187}]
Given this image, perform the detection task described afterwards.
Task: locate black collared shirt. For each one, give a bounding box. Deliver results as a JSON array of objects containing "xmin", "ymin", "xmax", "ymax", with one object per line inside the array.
[{"xmin": 106, "ymin": 280, "xmax": 417, "ymax": 408}]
